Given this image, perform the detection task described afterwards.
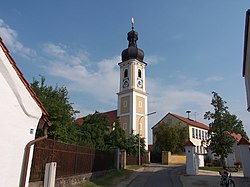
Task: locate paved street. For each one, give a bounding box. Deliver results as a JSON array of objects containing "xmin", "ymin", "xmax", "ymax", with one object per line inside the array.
[
  {"xmin": 125, "ymin": 164, "xmax": 184, "ymax": 187},
  {"xmin": 114, "ymin": 164, "xmax": 250, "ymax": 187}
]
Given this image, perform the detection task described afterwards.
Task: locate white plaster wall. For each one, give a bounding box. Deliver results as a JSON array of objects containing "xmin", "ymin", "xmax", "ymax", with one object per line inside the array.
[
  {"xmin": 0, "ymin": 49, "xmax": 42, "ymax": 187},
  {"xmin": 239, "ymin": 144, "xmax": 250, "ymax": 177},
  {"xmin": 198, "ymin": 154, "xmax": 205, "ymax": 167}
]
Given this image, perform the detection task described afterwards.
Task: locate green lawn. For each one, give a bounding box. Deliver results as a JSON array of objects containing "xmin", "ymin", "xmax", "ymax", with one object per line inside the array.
[{"xmin": 73, "ymin": 165, "xmax": 143, "ymax": 187}]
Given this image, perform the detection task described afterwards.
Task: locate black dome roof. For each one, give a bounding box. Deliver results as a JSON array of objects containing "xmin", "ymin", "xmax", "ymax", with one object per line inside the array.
[{"xmin": 121, "ymin": 26, "xmax": 144, "ymax": 62}]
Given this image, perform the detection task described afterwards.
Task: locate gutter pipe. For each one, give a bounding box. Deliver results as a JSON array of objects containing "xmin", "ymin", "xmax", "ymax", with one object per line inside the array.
[{"xmin": 19, "ymin": 134, "xmax": 48, "ymax": 187}]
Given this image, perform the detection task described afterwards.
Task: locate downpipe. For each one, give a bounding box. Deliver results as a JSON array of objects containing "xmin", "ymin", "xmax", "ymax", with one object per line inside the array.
[{"xmin": 19, "ymin": 135, "xmax": 48, "ymax": 187}]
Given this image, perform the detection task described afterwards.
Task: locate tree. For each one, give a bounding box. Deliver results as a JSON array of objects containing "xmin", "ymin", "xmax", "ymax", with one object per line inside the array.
[
  {"xmin": 31, "ymin": 76, "xmax": 79, "ymax": 143},
  {"xmin": 126, "ymin": 134, "xmax": 146, "ymax": 156},
  {"xmin": 155, "ymin": 122, "xmax": 188, "ymax": 154},
  {"xmin": 77, "ymin": 112, "xmax": 146, "ymax": 155},
  {"xmin": 204, "ymin": 92, "xmax": 248, "ymax": 166},
  {"xmin": 105, "ymin": 120, "xmax": 128, "ymax": 150},
  {"xmin": 77, "ymin": 111, "xmax": 109, "ymax": 150}
]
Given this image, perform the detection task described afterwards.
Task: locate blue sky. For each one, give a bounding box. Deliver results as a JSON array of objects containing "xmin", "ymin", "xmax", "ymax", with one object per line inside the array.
[{"xmin": 1, "ymin": 1, "xmax": 250, "ymax": 143}]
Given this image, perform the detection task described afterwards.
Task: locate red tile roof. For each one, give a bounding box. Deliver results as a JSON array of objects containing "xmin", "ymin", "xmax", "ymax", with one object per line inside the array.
[
  {"xmin": 152, "ymin": 112, "xmax": 209, "ymax": 130},
  {"xmin": 184, "ymin": 139, "xmax": 195, "ymax": 147},
  {"xmin": 0, "ymin": 37, "xmax": 49, "ymax": 127},
  {"xmin": 237, "ymin": 137, "xmax": 250, "ymax": 145},
  {"xmin": 170, "ymin": 113, "xmax": 209, "ymax": 130},
  {"xmin": 75, "ymin": 109, "xmax": 118, "ymax": 126},
  {"xmin": 227, "ymin": 132, "xmax": 242, "ymax": 142},
  {"xmin": 103, "ymin": 110, "xmax": 118, "ymax": 125}
]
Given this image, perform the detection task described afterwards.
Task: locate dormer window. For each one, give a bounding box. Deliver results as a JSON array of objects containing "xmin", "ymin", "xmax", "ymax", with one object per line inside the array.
[
  {"xmin": 138, "ymin": 69, "xmax": 142, "ymax": 78},
  {"xmin": 124, "ymin": 69, "xmax": 128, "ymax": 78}
]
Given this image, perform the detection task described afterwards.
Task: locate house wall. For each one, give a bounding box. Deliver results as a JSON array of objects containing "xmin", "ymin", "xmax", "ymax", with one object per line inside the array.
[
  {"xmin": 0, "ymin": 50, "xmax": 42, "ymax": 187},
  {"xmin": 225, "ymin": 142, "xmax": 241, "ymax": 167},
  {"xmin": 188, "ymin": 125, "xmax": 208, "ymax": 155},
  {"xmin": 153, "ymin": 115, "xmax": 208, "ymax": 154}
]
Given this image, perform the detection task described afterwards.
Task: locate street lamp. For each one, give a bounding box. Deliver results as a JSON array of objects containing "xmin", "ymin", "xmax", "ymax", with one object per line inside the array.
[{"xmin": 138, "ymin": 111, "xmax": 156, "ymax": 165}]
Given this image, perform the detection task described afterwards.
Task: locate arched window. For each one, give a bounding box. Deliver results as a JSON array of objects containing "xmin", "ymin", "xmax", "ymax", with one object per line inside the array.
[
  {"xmin": 138, "ymin": 69, "xmax": 142, "ymax": 78},
  {"xmin": 124, "ymin": 69, "xmax": 128, "ymax": 78}
]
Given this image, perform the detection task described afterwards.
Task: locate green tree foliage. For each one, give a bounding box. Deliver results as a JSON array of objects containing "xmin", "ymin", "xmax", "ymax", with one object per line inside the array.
[
  {"xmin": 31, "ymin": 76, "xmax": 146, "ymax": 154},
  {"xmin": 126, "ymin": 134, "xmax": 145, "ymax": 156},
  {"xmin": 105, "ymin": 120, "xmax": 127, "ymax": 150},
  {"xmin": 77, "ymin": 111, "xmax": 109, "ymax": 150},
  {"xmin": 31, "ymin": 76, "xmax": 79, "ymax": 143},
  {"xmin": 155, "ymin": 122, "xmax": 188, "ymax": 154},
  {"xmin": 77, "ymin": 114, "xmax": 146, "ymax": 155},
  {"xmin": 204, "ymin": 92, "xmax": 248, "ymax": 166}
]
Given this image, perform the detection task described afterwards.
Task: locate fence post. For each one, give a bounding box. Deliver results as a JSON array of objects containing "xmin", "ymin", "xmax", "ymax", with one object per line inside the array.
[
  {"xmin": 184, "ymin": 139, "xmax": 198, "ymax": 175},
  {"xmin": 120, "ymin": 150, "xmax": 126, "ymax": 169},
  {"xmin": 114, "ymin": 148, "xmax": 120, "ymax": 170}
]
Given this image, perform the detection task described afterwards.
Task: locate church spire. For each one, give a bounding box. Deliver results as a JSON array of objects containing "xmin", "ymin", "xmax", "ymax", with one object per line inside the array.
[
  {"xmin": 121, "ymin": 18, "xmax": 145, "ymax": 62},
  {"xmin": 127, "ymin": 17, "xmax": 138, "ymax": 47}
]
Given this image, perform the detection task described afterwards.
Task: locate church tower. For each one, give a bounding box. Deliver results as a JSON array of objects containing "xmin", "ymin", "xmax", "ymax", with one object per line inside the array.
[{"xmin": 117, "ymin": 18, "xmax": 149, "ymax": 148}]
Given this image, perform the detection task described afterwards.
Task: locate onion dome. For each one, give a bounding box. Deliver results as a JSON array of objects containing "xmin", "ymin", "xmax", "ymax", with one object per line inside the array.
[{"xmin": 122, "ymin": 18, "xmax": 144, "ymax": 62}]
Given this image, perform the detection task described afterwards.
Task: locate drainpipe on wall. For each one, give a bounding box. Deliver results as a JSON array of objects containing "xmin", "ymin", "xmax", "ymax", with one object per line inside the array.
[{"xmin": 19, "ymin": 134, "xmax": 48, "ymax": 187}]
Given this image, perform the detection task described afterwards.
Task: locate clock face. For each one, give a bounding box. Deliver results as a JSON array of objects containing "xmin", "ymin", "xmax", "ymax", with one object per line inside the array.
[
  {"xmin": 137, "ymin": 79, "xmax": 143, "ymax": 88},
  {"xmin": 123, "ymin": 79, "xmax": 129, "ymax": 88}
]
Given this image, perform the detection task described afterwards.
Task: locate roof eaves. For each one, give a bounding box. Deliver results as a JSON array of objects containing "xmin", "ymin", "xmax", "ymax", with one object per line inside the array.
[
  {"xmin": 151, "ymin": 112, "xmax": 171, "ymax": 129},
  {"xmin": 243, "ymin": 9, "xmax": 250, "ymax": 77},
  {"xmin": 0, "ymin": 37, "xmax": 49, "ymax": 124}
]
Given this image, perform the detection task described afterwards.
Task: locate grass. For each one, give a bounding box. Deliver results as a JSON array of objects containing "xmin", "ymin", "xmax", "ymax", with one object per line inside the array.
[
  {"xmin": 199, "ymin": 166, "xmax": 222, "ymax": 172},
  {"xmin": 74, "ymin": 165, "xmax": 143, "ymax": 187}
]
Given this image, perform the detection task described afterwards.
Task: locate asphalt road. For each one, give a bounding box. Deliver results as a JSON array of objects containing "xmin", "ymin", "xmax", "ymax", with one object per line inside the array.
[{"xmin": 127, "ymin": 164, "xmax": 185, "ymax": 187}]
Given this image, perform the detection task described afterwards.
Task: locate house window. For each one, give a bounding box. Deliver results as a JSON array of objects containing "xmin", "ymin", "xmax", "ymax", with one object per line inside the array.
[
  {"xmin": 124, "ymin": 69, "xmax": 128, "ymax": 78},
  {"xmin": 196, "ymin": 146, "xmax": 199, "ymax": 153},
  {"xmin": 198, "ymin": 130, "xmax": 201, "ymax": 139},
  {"xmin": 192, "ymin": 128, "xmax": 195, "ymax": 138},
  {"xmin": 195, "ymin": 129, "xmax": 198, "ymax": 139},
  {"xmin": 138, "ymin": 69, "xmax": 142, "ymax": 78},
  {"xmin": 205, "ymin": 132, "xmax": 208, "ymax": 140},
  {"xmin": 202, "ymin": 131, "xmax": 204, "ymax": 140}
]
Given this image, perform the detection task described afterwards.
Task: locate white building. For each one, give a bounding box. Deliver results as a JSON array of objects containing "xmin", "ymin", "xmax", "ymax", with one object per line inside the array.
[
  {"xmin": 0, "ymin": 37, "xmax": 49, "ymax": 187},
  {"xmin": 152, "ymin": 112, "xmax": 209, "ymax": 167}
]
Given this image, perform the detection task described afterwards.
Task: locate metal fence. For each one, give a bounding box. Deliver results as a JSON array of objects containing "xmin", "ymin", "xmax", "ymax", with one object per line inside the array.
[
  {"xmin": 125, "ymin": 154, "xmax": 147, "ymax": 165},
  {"xmin": 29, "ymin": 139, "xmax": 115, "ymax": 182}
]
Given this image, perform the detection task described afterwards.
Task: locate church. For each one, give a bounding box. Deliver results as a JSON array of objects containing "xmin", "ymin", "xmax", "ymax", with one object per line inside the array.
[{"xmin": 76, "ymin": 19, "xmax": 150, "ymax": 148}]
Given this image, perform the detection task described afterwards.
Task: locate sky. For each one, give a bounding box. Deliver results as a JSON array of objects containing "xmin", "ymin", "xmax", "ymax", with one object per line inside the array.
[{"xmin": 1, "ymin": 1, "xmax": 250, "ymax": 144}]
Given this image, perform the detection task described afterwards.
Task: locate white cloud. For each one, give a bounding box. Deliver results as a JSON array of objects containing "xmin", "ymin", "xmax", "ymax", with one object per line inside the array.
[
  {"xmin": 144, "ymin": 55, "xmax": 165, "ymax": 65},
  {"xmin": 42, "ymin": 43, "xmax": 212, "ymax": 126},
  {"xmin": 42, "ymin": 42, "xmax": 119, "ymax": 105},
  {"xmin": 205, "ymin": 76, "xmax": 224, "ymax": 82},
  {"xmin": 148, "ymin": 78, "xmax": 211, "ymax": 119},
  {"xmin": 0, "ymin": 18, "xmax": 36, "ymax": 59}
]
